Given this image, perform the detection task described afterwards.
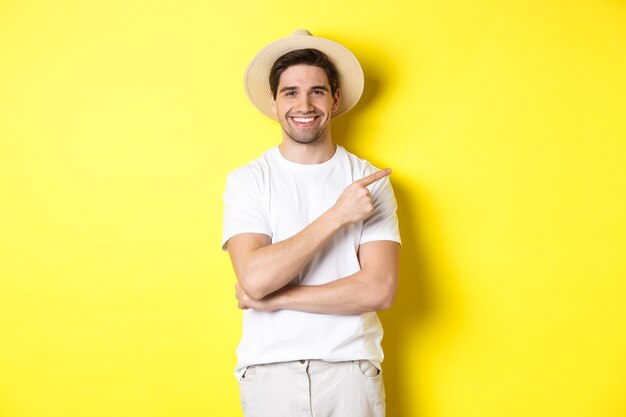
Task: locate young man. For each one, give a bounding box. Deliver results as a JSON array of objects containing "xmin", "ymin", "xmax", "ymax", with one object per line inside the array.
[{"xmin": 222, "ymin": 29, "xmax": 401, "ymax": 417}]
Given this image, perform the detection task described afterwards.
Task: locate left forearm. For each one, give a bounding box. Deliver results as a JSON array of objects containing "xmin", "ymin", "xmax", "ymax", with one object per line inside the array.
[
  {"xmin": 284, "ymin": 276, "xmax": 395, "ymax": 314},
  {"xmin": 259, "ymin": 271, "xmax": 396, "ymax": 315}
]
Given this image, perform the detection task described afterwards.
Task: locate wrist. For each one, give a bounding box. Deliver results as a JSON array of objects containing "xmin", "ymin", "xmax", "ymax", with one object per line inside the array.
[{"xmin": 324, "ymin": 205, "xmax": 347, "ymax": 229}]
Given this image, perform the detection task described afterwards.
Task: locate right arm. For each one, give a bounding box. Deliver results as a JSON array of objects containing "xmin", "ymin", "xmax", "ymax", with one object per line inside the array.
[{"xmin": 225, "ymin": 169, "xmax": 392, "ymax": 300}]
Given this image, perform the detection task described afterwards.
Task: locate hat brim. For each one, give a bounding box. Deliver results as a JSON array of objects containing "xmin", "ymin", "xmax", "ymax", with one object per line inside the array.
[{"xmin": 244, "ymin": 33, "xmax": 364, "ymax": 120}]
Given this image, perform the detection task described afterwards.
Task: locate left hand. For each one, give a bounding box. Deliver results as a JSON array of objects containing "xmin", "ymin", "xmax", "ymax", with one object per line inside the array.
[{"xmin": 235, "ymin": 282, "xmax": 251, "ymax": 310}]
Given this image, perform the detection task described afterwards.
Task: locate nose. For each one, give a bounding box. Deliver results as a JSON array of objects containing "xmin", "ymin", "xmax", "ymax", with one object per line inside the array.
[{"xmin": 295, "ymin": 94, "xmax": 314, "ymax": 113}]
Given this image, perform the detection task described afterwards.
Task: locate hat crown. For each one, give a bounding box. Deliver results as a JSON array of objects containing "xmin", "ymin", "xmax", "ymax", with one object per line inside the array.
[{"xmin": 292, "ymin": 29, "xmax": 313, "ymax": 36}]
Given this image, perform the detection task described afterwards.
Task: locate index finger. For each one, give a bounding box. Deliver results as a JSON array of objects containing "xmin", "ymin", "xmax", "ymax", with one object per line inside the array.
[{"xmin": 356, "ymin": 168, "xmax": 392, "ymax": 187}]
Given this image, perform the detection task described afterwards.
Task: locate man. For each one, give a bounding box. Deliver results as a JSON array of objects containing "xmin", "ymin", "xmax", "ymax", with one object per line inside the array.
[{"xmin": 222, "ymin": 29, "xmax": 401, "ymax": 417}]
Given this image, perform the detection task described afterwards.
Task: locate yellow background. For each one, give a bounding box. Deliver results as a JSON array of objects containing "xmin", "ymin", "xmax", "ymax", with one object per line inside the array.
[{"xmin": 1, "ymin": 0, "xmax": 625, "ymax": 416}]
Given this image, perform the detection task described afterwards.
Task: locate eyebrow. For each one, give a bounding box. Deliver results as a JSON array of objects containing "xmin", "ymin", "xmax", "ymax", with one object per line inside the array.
[{"xmin": 279, "ymin": 85, "xmax": 329, "ymax": 93}]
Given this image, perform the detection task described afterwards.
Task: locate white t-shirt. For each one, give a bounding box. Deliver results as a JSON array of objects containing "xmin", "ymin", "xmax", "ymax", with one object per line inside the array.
[{"xmin": 222, "ymin": 145, "xmax": 401, "ymax": 380}]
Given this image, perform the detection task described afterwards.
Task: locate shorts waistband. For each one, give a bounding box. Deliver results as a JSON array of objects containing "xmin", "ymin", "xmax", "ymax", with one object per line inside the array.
[{"xmin": 254, "ymin": 359, "xmax": 361, "ymax": 370}]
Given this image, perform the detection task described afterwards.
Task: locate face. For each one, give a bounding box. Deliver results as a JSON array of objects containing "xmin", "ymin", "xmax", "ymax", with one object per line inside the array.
[{"xmin": 271, "ymin": 64, "xmax": 341, "ymax": 145}]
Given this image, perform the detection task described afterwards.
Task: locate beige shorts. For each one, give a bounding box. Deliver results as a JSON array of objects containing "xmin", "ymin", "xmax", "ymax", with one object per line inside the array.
[{"xmin": 238, "ymin": 359, "xmax": 385, "ymax": 417}]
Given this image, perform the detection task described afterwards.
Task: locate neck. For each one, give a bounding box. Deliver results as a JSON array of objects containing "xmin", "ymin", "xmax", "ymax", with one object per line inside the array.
[{"xmin": 278, "ymin": 133, "xmax": 336, "ymax": 165}]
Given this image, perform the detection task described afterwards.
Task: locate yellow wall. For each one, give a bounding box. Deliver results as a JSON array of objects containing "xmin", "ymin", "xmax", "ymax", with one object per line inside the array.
[{"xmin": 1, "ymin": 1, "xmax": 625, "ymax": 416}]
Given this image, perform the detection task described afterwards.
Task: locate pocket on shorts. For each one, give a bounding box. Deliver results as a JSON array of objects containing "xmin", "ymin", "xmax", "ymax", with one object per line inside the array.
[
  {"xmin": 357, "ymin": 360, "xmax": 382, "ymax": 379},
  {"xmin": 356, "ymin": 360, "xmax": 385, "ymax": 416},
  {"xmin": 239, "ymin": 365, "xmax": 259, "ymax": 384}
]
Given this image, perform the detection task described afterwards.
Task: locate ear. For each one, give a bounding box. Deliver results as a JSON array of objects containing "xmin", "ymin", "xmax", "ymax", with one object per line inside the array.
[
  {"xmin": 332, "ymin": 89, "xmax": 341, "ymax": 112},
  {"xmin": 270, "ymin": 92, "xmax": 277, "ymax": 115}
]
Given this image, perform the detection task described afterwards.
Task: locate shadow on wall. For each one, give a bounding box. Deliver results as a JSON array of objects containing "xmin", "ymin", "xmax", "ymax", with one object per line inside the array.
[{"xmin": 380, "ymin": 182, "xmax": 437, "ymax": 417}]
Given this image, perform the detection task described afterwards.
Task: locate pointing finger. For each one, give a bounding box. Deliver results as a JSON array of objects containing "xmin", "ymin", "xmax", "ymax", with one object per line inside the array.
[{"xmin": 356, "ymin": 168, "xmax": 392, "ymax": 187}]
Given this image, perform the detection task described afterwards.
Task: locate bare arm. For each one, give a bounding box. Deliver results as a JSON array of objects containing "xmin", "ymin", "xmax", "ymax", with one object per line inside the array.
[
  {"xmin": 235, "ymin": 240, "xmax": 400, "ymax": 314},
  {"xmin": 226, "ymin": 169, "xmax": 392, "ymax": 300}
]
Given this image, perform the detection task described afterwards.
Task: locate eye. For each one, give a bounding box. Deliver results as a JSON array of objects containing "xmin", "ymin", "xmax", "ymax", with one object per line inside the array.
[{"xmin": 312, "ymin": 89, "xmax": 325, "ymax": 95}]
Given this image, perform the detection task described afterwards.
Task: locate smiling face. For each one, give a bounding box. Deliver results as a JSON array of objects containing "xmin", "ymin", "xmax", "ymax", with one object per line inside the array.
[{"xmin": 271, "ymin": 64, "xmax": 341, "ymax": 145}]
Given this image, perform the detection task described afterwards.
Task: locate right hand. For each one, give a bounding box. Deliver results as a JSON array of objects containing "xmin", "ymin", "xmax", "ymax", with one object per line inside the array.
[{"xmin": 332, "ymin": 168, "xmax": 392, "ymax": 226}]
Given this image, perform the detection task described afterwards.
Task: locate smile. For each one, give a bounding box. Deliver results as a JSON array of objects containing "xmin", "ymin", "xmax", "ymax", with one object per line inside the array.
[
  {"xmin": 290, "ymin": 116, "xmax": 319, "ymax": 124},
  {"xmin": 292, "ymin": 116, "xmax": 316, "ymax": 123}
]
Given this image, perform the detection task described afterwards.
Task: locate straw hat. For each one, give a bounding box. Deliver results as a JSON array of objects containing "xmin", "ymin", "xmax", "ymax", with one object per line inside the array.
[{"xmin": 244, "ymin": 29, "xmax": 364, "ymax": 119}]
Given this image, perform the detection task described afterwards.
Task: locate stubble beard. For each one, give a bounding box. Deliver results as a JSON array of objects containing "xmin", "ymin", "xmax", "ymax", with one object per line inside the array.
[{"xmin": 280, "ymin": 114, "xmax": 329, "ymax": 145}]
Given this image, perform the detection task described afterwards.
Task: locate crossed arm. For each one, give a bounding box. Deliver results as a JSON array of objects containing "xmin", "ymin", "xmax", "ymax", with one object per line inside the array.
[{"xmin": 226, "ymin": 169, "xmax": 400, "ymax": 315}]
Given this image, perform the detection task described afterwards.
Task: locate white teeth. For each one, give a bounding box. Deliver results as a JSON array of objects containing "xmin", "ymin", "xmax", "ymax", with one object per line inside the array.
[{"xmin": 292, "ymin": 117, "xmax": 315, "ymax": 123}]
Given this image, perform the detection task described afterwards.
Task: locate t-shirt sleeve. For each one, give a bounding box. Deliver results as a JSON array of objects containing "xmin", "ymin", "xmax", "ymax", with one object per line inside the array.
[
  {"xmin": 361, "ymin": 176, "xmax": 401, "ymax": 245},
  {"xmin": 221, "ymin": 168, "xmax": 271, "ymax": 250}
]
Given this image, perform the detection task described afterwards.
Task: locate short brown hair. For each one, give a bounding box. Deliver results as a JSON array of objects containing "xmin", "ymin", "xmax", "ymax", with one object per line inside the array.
[{"xmin": 269, "ymin": 48, "xmax": 339, "ymax": 99}]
